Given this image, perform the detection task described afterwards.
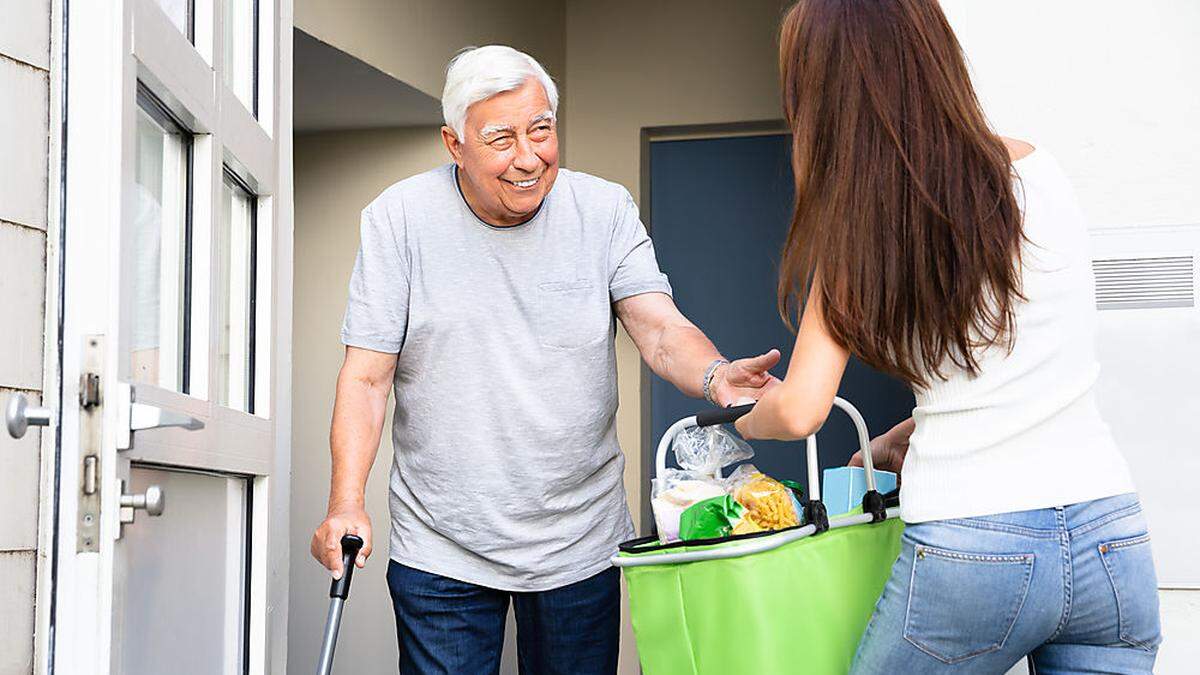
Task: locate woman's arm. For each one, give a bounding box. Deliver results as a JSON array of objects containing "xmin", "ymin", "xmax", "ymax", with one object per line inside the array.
[{"xmin": 735, "ymin": 276, "xmax": 849, "ymax": 440}]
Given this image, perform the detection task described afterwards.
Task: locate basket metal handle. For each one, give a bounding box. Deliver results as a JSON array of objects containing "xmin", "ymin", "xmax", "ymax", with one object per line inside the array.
[{"xmin": 653, "ymin": 396, "xmax": 880, "ymax": 499}]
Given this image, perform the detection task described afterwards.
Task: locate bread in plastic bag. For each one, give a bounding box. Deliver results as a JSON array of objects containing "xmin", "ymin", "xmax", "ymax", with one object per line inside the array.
[
  {"xmin": 672, "ymin": 424, "xmax": 754, "ymax": 476},
  {"xmin": 651, "ymin": 470, "xmax": 727, "ymax": 543}
]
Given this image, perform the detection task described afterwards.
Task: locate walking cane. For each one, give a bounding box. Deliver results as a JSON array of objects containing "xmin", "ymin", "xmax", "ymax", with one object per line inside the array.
[{"xmin": 316, "ymin": 534, "xmax": 365, "ymax": 675}]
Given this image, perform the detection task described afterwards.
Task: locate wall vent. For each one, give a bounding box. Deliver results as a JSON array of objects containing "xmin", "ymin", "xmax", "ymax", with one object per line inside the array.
[{"xmin": 1092, "ymin": 255, "xmax": 1194, "ymax": 310}]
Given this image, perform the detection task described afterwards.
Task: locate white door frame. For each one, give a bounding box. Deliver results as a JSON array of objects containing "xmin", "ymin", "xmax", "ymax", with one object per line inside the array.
[{"xmin": 36, "ymin": 0, "xmax": 293, "ymax": 672}]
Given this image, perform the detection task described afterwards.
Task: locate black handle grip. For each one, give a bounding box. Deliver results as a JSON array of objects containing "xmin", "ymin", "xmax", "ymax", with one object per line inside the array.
[
  {"xmin": 329, "ymin": 534, "xmax": 364, "ymax": 600},
  {"xmin": 694, "ymin": 403, "xmax": 756, "ymax": 427}
]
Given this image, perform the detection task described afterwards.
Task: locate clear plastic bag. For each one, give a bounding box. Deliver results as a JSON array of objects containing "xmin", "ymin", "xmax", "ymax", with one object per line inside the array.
[
  {"xmin": 651, "ymin": 470, "xmax": 727, "ymax": 543},
  {"xmin": 672, "ymin": 425, "xmax": 754, "ymax": 476},
  {"xmin": 725, "ymin": 464, "xmax": 802, "ymax": 532}
]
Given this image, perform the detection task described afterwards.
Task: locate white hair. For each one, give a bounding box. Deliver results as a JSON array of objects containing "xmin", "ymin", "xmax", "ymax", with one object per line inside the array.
[{"xmin": 441, "ymin": 45, "xmax": 559, "ymax": 140}]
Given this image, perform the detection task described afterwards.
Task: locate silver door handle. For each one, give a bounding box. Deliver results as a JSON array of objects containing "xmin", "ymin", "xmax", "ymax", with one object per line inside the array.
[
  {"xmin": 119, "ymin": 483, "xmax": 165, "ymax": 523},
  {"xmin": 115, "ymin": 382, "xmax": 205, "ymax": 450},
  {"xmin": 130, "ymin": 402, "xmax": 205, "ymax": 433},
  {"xmin": 6, "ymin": 393, "xmax": 52, "ymax": 439}
]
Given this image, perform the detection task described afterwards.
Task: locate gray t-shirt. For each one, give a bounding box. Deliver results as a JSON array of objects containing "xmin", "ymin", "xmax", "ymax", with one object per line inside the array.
[{"xmin": 341, "ymin": 164, "xmax": 672, "ymax": 591}]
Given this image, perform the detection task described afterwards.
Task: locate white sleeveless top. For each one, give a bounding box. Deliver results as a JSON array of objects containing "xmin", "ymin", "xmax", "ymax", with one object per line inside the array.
[{"xmin": 899, "ymin": 148, "xmax": 1136, "ymax": 523}]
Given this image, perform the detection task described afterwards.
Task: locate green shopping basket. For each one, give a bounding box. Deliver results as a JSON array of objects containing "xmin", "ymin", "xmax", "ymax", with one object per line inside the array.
[{"xmin": 613, "ymin": 398, "xmax": 904, "ymax": 675}]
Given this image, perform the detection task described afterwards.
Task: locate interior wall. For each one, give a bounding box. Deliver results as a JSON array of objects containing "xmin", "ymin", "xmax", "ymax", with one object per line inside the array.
[
  {"xmin": 290, "ymin": 127, "xmax": 449, "ymax": 673},
  {"xmin": 293, "ymin": 0, "xmax": 566, "ymax": 105}
]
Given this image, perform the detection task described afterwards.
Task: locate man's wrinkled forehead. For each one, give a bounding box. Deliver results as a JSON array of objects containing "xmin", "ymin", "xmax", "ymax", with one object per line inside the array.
[{"xmin": 478, "ymin": 110, "xmax": 556, "ymax": 140}]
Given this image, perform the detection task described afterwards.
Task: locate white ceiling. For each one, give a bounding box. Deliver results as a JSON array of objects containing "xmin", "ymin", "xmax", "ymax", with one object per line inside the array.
[{"xmin": 293, "ymin": 29, "xmax": 443, "ymax": 133}]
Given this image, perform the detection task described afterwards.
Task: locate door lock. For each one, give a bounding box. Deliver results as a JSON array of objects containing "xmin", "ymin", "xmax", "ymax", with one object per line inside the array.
[{"xmin": 119, "ymin": 481, "xmax": 166, "ymax": 524}]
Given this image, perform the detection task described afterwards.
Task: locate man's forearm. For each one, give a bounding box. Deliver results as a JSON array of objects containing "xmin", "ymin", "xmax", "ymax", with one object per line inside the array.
[
  {"xmin": 648, "ymin": 322, "xmax": 723, "ymax": 399},
  {"xmin": 327, "ymin": 369, "xmax": 391, "ymax": 508},
  {"xmin": 615, "ymin": 293, "xmax": 752, "ymax": 403}
]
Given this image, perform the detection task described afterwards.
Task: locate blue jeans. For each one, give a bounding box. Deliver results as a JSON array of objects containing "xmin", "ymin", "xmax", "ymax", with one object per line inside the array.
[
  {"xmin": 852, "ymin": 494, "xmax": 1161, "ymax": 674},
  {"xmin": 386, "ymin": 561, "xmax": 620, "ymax": 675}
]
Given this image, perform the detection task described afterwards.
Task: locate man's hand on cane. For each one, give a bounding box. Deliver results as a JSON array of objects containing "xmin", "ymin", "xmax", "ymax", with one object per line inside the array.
[{"xmin": 312, "ymin": 501, "xmax": 373, "ymax": 581}]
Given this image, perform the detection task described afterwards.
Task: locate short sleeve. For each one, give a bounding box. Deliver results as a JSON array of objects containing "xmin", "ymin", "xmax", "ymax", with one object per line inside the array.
[
  {"xmin": 340, "ymin": 203, "xmax": 409, "ymax": 353},
  {"xmin": 608, "ymin": 189, "xmax": 672, "ymax": 302}
]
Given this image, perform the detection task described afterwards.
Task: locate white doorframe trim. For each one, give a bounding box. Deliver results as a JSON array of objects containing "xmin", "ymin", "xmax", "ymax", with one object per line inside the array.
[
  {"xmin": 264, "ymin": 0, "xmax": 294, "ymax": 670},
  {"xmin": 34, "ymin": 0, "xmax": 68, "ymax": 671}
]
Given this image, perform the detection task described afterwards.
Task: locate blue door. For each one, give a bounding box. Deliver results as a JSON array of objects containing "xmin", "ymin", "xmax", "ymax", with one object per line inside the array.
[{"xmin": 646, "ymin": 132, "xmax": 914, "ymax": 504}]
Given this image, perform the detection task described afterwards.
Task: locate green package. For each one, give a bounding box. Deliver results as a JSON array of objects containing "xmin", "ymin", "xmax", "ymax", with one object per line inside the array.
[
  {"xmin": 678, "ymin": 495, "xmax": 745, "ymax": 540},
  {"xmin": 779, "ymin": 478, "xmax": 805, "ymax": 497}
]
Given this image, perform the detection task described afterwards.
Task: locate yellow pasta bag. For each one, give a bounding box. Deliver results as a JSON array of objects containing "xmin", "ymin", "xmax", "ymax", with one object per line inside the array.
[{"xmin": 727, "ymin": 464, "xmax": 801, "ymax": 531}]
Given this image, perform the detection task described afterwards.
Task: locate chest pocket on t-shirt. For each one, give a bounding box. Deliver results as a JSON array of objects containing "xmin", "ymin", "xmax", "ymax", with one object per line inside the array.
[{"xmin": 537, "ymin": 279, "xmax": 608, "ymax": 350}]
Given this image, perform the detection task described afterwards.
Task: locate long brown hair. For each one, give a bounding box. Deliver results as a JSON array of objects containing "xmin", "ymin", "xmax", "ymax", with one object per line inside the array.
[{"xmin": 777, "ymin": 0, "xmax": 1024, "ymax": 387}]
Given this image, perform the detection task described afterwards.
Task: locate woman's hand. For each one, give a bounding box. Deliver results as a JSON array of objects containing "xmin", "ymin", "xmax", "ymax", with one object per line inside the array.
[{"xmin": 849, "ymin": 417, "xmax": 914, "ymax": 475}]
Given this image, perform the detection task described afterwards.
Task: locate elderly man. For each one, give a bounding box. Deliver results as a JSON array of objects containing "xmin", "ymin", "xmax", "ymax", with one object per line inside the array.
[{"xmin": 311, "ymin": 45, "xmax": 779, "ymax": 674}]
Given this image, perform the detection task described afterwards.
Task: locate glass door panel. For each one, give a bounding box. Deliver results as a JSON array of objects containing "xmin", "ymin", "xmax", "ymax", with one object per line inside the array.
[
  {"xmin": 216, "ymin": 171, "xmax": 256, "ymax": 412},
  {"xmin": 223, "ymin": 0, "xmax": 258, "ymax": 114},
  {"xmin": 131, "ymin": 93, "xmax": 192, "ymax": 394},
  {"xmin": 154, "ymin": 0, "xmax": 195, "ymax": 42}
]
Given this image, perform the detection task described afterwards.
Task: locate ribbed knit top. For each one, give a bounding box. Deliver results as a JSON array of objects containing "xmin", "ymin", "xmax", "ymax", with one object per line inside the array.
[{"xmin": 899, "ymin": 147, "xmax": 1135, "ymax": 523}]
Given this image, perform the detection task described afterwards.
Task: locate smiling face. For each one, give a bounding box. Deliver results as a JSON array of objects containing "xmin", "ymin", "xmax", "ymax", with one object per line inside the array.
[{"xmin": 441, "ymin": 78, "xmax": 560, "ymax": 227}]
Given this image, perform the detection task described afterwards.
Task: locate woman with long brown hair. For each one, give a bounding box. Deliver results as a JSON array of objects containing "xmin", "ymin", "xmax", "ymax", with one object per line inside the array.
[{"xmin": 733, "ymin": 1, "xmax": 1161, "ymax": 671}]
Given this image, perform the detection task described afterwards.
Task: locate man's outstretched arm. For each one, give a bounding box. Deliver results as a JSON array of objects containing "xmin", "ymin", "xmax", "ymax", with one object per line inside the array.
[{"xmin": 614, "ymin": 292, "xmax": 781, "ymax": 406}]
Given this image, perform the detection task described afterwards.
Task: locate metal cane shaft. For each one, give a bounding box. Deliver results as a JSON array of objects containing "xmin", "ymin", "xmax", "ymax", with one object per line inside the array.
[{"xmin": 316, "ymin": 597, "xmax": 345, "ymax": 675}]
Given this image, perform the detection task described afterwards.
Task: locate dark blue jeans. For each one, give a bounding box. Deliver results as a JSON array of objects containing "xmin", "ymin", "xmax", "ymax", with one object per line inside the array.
[{"xmin": 387, "ymin": 561, "xmax": 620, "ymax": 675}]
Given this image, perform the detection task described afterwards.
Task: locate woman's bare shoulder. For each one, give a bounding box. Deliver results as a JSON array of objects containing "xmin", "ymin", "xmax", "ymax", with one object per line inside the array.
[{"xmin": 1000, "ymin": 136, "xmax": 1036, "ymax": 162}]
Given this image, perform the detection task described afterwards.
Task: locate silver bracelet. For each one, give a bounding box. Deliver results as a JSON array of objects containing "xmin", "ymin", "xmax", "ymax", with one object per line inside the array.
[{"xmin": 702, "ymin": 359, "xmax": 729, "ymax": 405}]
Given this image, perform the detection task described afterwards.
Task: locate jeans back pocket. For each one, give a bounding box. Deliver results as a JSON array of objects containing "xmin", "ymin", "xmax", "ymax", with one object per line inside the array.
[
  {"xmin": 1099, "ymin": 534, "xmax": 1162, "ymax": 651},
  {"xmin": 903, "ymin": 545, "xmax": 1034, "ymax": 664}
]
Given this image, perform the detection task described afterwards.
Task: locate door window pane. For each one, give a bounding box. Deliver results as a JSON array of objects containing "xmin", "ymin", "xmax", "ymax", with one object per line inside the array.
[
  {"xmin": 155, "ymin": 0, "xmax": 194, "ymax": 42},
  {"xmin": 216, "ymin": 171, "xmax": 256, "ymax": 412},
  {"xmin": 223, "ymin": 0, "xmax": 258, "ymax": 115},
  {"xmin": 131, "ymin": 93, "xmax": 192, "ymax": 393}
]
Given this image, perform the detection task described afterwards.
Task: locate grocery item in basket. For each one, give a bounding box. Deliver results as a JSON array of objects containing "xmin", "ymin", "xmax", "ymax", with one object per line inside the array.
[
  {"xmin": 822, "ymin": 466, "xmax": 897, "ymax": 516},
  {"xmin": 727, "ymin": 464, "xmax": 802, "ymax": 531},
  {"xmin": 651, "ymin": 470, "xmax": 727, "ymax": 543},
  {"xmin": 678, "ymin": 495, "xmax": 747, "ymax": 540},
  {"xmin": 672, "ymin": 424, "xmax": 754, "ymax": 475},
  {"xmin": 779, "ymin": 478, "xmax": 806, "ymax": 500}
]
